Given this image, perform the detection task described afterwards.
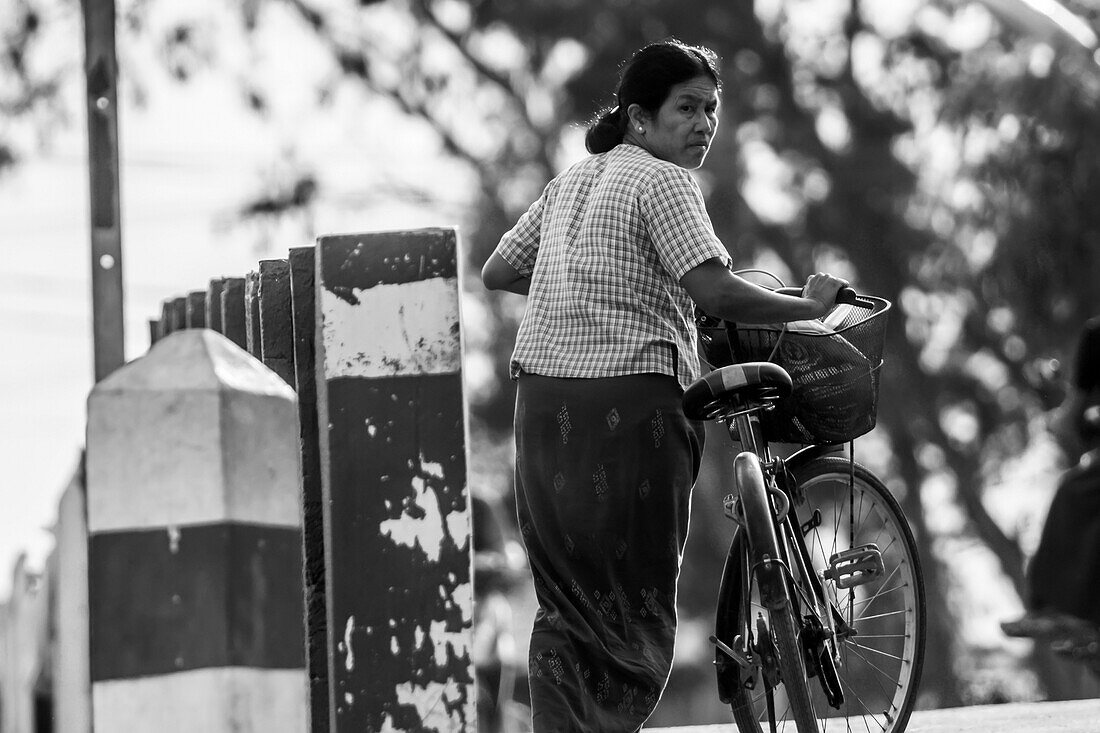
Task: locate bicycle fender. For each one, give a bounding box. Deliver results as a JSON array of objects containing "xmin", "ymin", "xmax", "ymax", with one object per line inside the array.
[
  {"xmin": 734, "ymin": 453, "xmax": 789, "ymax": 612},
  {"xmin": 781, "ymin": 443, "xmax": 845, "ymax": 474},
  {"xmin": 713, "ymin": 533, "xmax": 746, "ymax": 704}
]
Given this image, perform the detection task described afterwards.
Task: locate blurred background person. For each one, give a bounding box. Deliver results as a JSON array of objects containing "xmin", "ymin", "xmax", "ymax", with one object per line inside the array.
[{"xmin": 1003, "ymin": 316, "xmax": 1100, "ymax": 679}]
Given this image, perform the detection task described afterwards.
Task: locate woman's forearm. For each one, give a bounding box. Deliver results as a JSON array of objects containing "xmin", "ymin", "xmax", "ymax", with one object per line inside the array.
[
  {"xmin": 681, "ymin": 260, "xmax": 829, "ymax": 323},
  {"xmin": 704, "ymin": 278, "xmax": 822, "ymax": 323},
  {"xmin": 482, "ymin": 252, "xmax": 531, "ymax": 295}
]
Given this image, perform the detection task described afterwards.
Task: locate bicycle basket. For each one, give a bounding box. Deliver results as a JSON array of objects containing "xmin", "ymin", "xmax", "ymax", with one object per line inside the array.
[{"xmin": 698, "ymin": 297, "xmax": 891, "ymax": 444}]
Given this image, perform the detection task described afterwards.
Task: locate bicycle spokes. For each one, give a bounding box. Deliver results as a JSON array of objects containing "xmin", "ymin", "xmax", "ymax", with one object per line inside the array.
[{"xmin": 799, "ymin": 460, "xmax": 924, "ymax": 732}]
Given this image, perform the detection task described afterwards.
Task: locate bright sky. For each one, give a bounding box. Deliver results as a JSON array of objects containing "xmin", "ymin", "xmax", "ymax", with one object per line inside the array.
[
  {"xmin": 2, "ymin": 123, "xmax": 234, "ymax": 597},
  {"xmin": 0, "ymin": 92, "xmax": 300, "ymax": 598},
  {"xmin": 0, "ymin": 1, "xmax": 481, "ymax": 599}
]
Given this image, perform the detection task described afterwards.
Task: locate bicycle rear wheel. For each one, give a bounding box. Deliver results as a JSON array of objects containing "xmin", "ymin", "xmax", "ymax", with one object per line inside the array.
[{"xmin": 727, "ymin": 456, "xmax": 925, "ymax": 733}]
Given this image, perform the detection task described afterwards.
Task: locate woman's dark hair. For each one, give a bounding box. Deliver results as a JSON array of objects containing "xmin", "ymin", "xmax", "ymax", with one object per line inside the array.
[{"xmin": 585, "ymin": 39, "xmax": 722, "ymax": 154}]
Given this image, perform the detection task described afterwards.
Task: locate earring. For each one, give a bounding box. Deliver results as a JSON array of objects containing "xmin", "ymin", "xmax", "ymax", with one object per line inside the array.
[{"xmin": 638, "ymin": 126, "xmax": 645, "ymax": 134}]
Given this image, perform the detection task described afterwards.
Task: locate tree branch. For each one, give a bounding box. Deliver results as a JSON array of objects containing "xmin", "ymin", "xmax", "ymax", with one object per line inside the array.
[{"xmin": 275, "ymin": 0, "xmax": 505, "ymax": 199}]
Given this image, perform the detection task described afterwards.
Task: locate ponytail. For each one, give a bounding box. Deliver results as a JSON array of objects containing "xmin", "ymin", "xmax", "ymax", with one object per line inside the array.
[{"xmin": 585, "ymin": 106, "xmax": 626, "ymax": 154}]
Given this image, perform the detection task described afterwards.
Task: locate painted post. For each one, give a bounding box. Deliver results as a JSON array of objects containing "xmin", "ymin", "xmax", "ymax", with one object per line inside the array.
[
  {"xmin": 52, "ymin": 460, "xmax": 92, "ymax": 733},
  {"xmin": 157, "ymin": 303, "xmax": 170, "ymax": 341},
  {"xmin": 258, "ymin": 259, "xmax": 294, "ymax": 386},
  {"xmin": 206, "ymin": 278, "xmax": 226, "ymax": 335},
  {"xmin": 185, "ymin": 290, "xmax": 206, "ymax": 329},
  {"xmin": 85, "ymin": 329, "xmax": 307, "ymax": 732},
  {"xmin": 171, "ymin": 296, "xmax": 187, "ymax": 331},
  {"xmin": 289, "ymin": 245, "xmax": 329, "ymax": 733},
  {"xmin": 158, "ymin": 301, "xmax": 170, "ymax": 340},
  {"xmin": 221, "ymin": 276, "xmax": 248, "ymax": 351},
  {"xmin": 159, "ymin": 296, "xmax": 186, "ymax": 339},
  {"xmin": 0, "ymin": 555, "xmax": 49, "ymax": 733},
  {"xmin": 314, "ymin": 228, "xmax": 475, "ymax": 732},
  {"xmin": 245, "ymin": 270, "xmax": 262, "ymax": 358}
]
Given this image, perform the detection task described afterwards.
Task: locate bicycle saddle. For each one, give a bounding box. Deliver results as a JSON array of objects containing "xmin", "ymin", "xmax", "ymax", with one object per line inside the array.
[{"xmin": 682, "ymin": 362, "xmax": 793, "ymax": 420}]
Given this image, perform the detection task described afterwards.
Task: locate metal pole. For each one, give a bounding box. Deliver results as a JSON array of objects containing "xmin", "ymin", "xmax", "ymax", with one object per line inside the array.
[{"xmin": 82, "ymin": 0, "xmax": 125, "ymax": 382}]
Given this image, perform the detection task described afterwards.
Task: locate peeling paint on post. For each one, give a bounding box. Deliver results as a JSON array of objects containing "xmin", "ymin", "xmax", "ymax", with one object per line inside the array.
[
  {"xmin": 315, "ymin": 229, "xmax": 475, "ymax": 732},
  {"xmin": 258, "ymin": 260, "xmax": 294, "ymax": 386},
  {"xmin": 289, "ymin": 246, "xmax": 329, "ymax": 733}
]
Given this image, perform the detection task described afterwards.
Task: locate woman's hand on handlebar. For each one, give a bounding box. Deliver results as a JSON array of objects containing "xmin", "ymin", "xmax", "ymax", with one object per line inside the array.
[
  {"xmin": 801, "ymin": 273, "xmax": 849, "ymax": 317},
  {"xmin": 682, "ymin": 260, "xmax": 859, "ymax": 324}
]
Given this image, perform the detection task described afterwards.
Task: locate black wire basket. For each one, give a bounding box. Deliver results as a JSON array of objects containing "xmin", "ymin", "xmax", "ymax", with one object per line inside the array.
[{"xmin": 697, "ymin": 296, "xmax": 891, "ymax": 444}]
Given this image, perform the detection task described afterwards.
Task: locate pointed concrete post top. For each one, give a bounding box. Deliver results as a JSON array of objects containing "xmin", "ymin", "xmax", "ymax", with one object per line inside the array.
[
  {"xmin": 85, "ymin": 328, "xmax": 302, "ymax": 533},
  {"xmin": 92, "ymin": 329, "xmax": 296, "ymax": 399}
]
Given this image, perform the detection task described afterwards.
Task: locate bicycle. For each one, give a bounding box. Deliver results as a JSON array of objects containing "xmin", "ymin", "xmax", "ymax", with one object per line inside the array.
[{"xmin": 682, "ymin": 279, "xmax": 925, "ymax": 733}]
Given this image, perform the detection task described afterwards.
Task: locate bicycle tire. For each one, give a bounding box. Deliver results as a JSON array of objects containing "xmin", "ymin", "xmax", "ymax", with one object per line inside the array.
[
  {"xmin": 725, "ymin": 456, "xmax": 925, "ymax": 733},
  {"xmin": 731, "ymin": 452, "xmax": 818, "ymax": 733}
]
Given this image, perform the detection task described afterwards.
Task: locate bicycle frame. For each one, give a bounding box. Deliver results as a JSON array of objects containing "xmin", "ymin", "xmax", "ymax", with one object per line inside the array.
[
  {"xmin": 692, "ymin": 286, "xmax": 918, "ymax": 732},
  {"xmin": 720, "ymin": 406, "xmax": 849, "ymax": 707}
]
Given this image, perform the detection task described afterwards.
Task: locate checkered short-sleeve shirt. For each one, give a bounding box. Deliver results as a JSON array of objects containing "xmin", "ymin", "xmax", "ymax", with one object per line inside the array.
[{"xmin": 493, "ymin": 143, "xmax": 730, "ymax": 391}]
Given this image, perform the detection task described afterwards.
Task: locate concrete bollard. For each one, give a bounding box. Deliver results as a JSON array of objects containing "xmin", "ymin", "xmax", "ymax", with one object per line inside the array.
[
  {"xmin": 170, "ymin": 295, "xmax": 187, "ymax": 331},
  {"xmin": 85, "ymin": 329, "xmax": 307, "ymax": 733},
  {"xmin": 245, "ymin": 270, "xmax": 262, "ymax": 358},
  {"xmin": 159, "ymin": 296, "xmax": 186, "ymax": 339},
  {"xmin": 221, "ymin": 276, "xmax": 248, "ymax": 350},
  {"xmin": 52, "ymin": 459, "xmax": 92, "ymax": 733},
  {"xmin": 257, "ymin": 259, "xmax": 295, "ymax": 386},
  {"xmin": 206, "ymin": 278, "xmax": 226, "ymax": 335},
  {"xmin": 315, "ymin": 228, "xmax": 476, "ymax": 732},
  {"xmin": 185, "ymin": 290, "xmax": 207, "ymax": 329},
  {"xmin": 289, "ymin": 245, "xmax": 330, "ymax": 733},
  {"xmin": 0, "ymin": 555, "xmax": 50, "ymax": 733}
]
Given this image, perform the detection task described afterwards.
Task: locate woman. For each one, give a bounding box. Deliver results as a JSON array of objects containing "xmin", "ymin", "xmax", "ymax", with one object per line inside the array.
[{"xmin": 482, "ymin": 39, "xmax": 847, "ymax": 732}]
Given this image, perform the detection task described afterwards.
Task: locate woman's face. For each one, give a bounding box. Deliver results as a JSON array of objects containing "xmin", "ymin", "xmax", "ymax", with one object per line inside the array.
[{"xmin": 631, "ymin": 74, "xmax": 720, "ymax": 169}]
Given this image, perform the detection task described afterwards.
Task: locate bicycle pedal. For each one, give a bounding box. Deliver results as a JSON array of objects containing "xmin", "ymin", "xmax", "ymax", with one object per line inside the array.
[{"xmin": 823, "ymin": 543, "xmax": 884, "ymax": 589}]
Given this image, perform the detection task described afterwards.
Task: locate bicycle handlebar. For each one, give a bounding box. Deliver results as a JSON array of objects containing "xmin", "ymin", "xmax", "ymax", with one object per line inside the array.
[{"xmin": 775, "ymin": 286, "xmax": 875, "ymax": 309}]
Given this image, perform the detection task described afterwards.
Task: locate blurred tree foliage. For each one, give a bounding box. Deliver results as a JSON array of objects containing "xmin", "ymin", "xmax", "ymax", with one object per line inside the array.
[
  {"xmin": 4, "ymin": 0, "xmax": 1100, "ymax": 720},
  {"xmin": 0, "ymin": 0, "xmax": 64, "ymax": 175}
]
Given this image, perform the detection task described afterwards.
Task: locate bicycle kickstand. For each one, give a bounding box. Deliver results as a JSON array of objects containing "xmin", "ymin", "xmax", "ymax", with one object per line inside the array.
[{"xmin": 710, "ymin": 634, "xmax": 752, "ymax": 670}]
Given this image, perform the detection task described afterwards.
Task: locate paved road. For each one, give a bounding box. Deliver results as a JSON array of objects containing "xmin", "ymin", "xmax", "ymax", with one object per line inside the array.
[{"xmin": 646, "ymin": 698, "xmax": 1100, "ymax": 733}]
